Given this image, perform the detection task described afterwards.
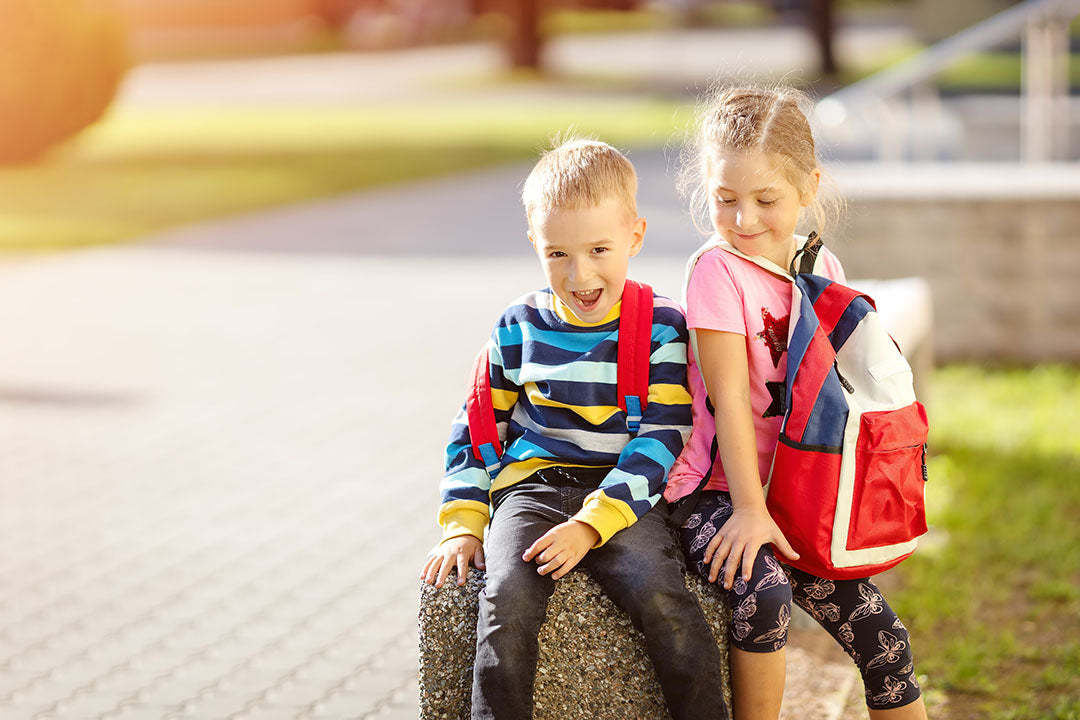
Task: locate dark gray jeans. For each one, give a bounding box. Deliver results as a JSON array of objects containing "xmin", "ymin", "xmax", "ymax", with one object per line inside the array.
[{"xmin": 471, "ymin": 479, "xmax": 729, "ymax": 720}]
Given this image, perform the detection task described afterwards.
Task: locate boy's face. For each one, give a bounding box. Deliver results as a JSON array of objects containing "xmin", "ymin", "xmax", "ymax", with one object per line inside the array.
[{"xmin": 529, "ymin": 198, "xmax": 645, "ymax": 324}]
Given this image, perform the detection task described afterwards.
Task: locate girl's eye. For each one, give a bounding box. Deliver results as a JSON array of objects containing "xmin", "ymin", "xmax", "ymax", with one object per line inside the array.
[
  {"xmin": 715, "ymin": 197, "xmax": 736, "ymax": 205},
  {"xmin": 758, "ymin": 199, "xmax": 777, "ymax": 206}
]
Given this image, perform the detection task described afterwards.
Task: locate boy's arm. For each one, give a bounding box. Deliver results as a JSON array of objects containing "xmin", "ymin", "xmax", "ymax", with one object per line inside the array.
[
  {"xmin": 437, "ymin": 339, "xmax": 520, "ymax": 544},
  {"xmin": 573, "ymin": 300, "xmax": 693, "ymax": 545}
]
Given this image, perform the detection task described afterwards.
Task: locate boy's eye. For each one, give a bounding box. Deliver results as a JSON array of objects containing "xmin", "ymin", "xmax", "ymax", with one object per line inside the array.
[
  {"xmin": 548, "ymin": 251, "xmax": 566, "ymax": 258},
  {"xmin": 591, "ymin": 247, "xmax": 608, "ymax": 254}
]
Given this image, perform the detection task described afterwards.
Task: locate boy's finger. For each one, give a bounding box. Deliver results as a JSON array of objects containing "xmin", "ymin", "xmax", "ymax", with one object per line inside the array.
[
  {"xmin": 434, "ymin": 557, "xmax": 452, "ymax": 588},
  {"xmin": 522, "ymin": 535, "xmax": 552, "ymax": 562},
  {"xmin": 537, "ymin": 551, "xmax": 568, "ymax": 576},
  {"xmin": 473, "ymin": 546, "xmax": 486, "ymax": 570},
  {"xmin": 551, "ymin": 555, "xmax": 581, "ymax": 580},
  {"xmin": 456, "ymin": 554, "xmax": 470, "ymax": 585}
]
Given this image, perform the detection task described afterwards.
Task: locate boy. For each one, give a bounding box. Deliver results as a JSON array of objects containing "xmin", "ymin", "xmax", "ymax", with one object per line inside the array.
[{"xmin": 421, "ymin": 139, "xmax": 728, "ymax": 720}]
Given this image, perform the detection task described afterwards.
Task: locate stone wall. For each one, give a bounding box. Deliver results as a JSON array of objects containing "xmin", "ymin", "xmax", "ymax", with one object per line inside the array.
[
  {"xmin": 830, "ymin": 164, "xmax": 1080, "ymax": 363},
  {"xmin": 418, "ymin": 568, "xmax": 733, "ymax": 720}
]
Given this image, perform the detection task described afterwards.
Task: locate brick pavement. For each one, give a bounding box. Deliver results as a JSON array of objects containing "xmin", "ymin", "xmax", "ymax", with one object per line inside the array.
[{"xmin": 0, "ymin": 243, "xmax": 861, "ymax": 719}]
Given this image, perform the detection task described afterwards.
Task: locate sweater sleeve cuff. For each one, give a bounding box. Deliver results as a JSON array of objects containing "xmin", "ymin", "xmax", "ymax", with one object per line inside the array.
[
  {"xmin": 573, "ymin": 496, "xmax": 635, "ymax": 547},
  {"xmin": 439, "ymin": 504, "xmax": 490, "ymax": 543}
]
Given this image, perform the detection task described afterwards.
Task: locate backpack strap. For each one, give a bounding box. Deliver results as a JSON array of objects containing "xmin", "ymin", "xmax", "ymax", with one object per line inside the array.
[
  {"xmin": 465, "ymin": 345, "xmax": 503, "ymax": 480},
  {"xmin": 790, "ymin": 231, "xmax": 823, "ymax": 276},
  {"xmin": 465, "ymin": 283, "xmax": 655, "ymax": 481},
  {"xmin": 617, "ymin": 280, "xmax": 654, "ymax": 435}
]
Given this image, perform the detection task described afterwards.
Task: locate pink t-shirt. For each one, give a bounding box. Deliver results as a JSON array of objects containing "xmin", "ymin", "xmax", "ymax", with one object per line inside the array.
[{"xmin": 665, "ymin": 242, "xmax": 846, "ymax": 501}]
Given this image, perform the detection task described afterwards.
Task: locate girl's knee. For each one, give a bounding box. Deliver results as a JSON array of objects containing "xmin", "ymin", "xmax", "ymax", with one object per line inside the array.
[{"xmin": 729, "ymin": 559, "xmax": 793, "ymax": 652}]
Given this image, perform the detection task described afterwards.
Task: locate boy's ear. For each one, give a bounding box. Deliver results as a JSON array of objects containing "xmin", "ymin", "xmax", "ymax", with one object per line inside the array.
[{"xmin": 628, "ymin": 217, "xmax": 646, "ymax": 257}]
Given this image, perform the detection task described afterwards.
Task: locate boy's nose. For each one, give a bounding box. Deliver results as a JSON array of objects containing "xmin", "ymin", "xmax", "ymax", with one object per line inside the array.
[{"xmin": 569, "ymin": 257, "xmax": 592, "ymax": 281}]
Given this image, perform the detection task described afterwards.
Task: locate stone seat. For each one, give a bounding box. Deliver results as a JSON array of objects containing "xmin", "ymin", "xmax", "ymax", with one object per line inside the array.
[{"xmin": 418, "ymin": 567, "xmax": 732, "ymax": 720}]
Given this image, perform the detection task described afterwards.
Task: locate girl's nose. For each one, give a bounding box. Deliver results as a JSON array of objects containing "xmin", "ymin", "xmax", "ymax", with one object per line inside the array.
[{"xmin": 736, "ymin": 204, "xmax": 756, "ymax": 229}]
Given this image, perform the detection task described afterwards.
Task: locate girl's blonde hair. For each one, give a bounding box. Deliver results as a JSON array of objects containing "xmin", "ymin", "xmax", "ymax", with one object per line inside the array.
[
  {"xmin": 522, "ymin": 137, "xmax": 638, "ymax": 231},
  {"xmin": 678, "ymin": 84, "xmax": 844, "ymax": 239}
]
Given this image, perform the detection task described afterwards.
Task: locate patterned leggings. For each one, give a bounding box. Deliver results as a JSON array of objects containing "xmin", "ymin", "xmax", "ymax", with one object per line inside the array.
[{"xmin": 675, "ymin": 491, "xmax": 923, "ymax": 710}]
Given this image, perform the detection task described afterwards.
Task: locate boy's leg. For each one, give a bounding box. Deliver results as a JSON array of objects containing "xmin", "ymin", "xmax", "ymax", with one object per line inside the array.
[
  {"xmin": 470, "ymin": 483, "xmax": 561, "ymax": 720},
  {"xmin": 586, "ymin": 498, "xmax": 730, "ymax": 720},
  {"xmin": 471, "ymin": 482, "xmax": 563, "ymax": 720},
  {"xmin": 786, "ymin": 568, "xmax": 924, "ymax": 712}
]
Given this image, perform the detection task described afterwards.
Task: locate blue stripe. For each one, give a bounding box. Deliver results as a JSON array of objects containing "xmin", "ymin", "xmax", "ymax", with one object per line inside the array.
[
  {"xmin": 617, "ymin": 436, "xmax": 677, "ymax": 473},
  {"xmin": 494, "ymin": 321, "xmax": 617, "ymax": 354},
  {"xmin": 801, "ymin": 375, "xmax": 849, "ymax": 447},
  {"xmin": 827, "ymin": 296, "xmax": 873, "ymax": 352}
]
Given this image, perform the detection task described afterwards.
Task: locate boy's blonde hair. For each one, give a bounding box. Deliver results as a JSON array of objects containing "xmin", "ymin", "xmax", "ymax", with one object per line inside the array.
[
  {"xmin": 522, "ymin": 138, "xmax": 638, "ymax": 230},
  {"xmin": 679, "ymin": 84, "xmax": 844, "ymax": 239}
]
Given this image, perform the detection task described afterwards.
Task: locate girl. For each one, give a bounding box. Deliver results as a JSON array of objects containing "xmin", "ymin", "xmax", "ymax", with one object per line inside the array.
[{"xmin": 666, "ymin": 85, "xmax": 929, "ymax": 719}]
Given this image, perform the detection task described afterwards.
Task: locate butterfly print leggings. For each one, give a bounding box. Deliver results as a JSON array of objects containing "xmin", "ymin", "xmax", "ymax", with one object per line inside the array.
[{"xmin": 675, "ymin": 490, "xmax": 923, "ymax": 710}]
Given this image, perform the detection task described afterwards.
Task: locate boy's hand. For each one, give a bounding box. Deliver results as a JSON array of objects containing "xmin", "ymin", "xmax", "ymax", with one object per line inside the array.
[
  {"xmin": 522, "ymin": 520, "xmax": 600, "ymax": 580},
  {"xmin": 704, "ymin": 506, "xmax": 799, "ymax": 589},
  {"xmin": 422, "ymin": 535, "xmax": 486, "ymax": 588}
]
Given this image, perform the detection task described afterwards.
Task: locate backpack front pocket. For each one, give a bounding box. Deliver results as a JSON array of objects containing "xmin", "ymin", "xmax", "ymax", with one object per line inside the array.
[{"xmin": 846, "ymin": 402, "xmax": 929, "ymax": 551}]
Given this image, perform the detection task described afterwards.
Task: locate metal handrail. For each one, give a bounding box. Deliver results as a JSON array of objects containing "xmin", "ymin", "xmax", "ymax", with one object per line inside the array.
[{"xmin": 814, "ymin": 0, "xmax": 1080, "ymax": 162}]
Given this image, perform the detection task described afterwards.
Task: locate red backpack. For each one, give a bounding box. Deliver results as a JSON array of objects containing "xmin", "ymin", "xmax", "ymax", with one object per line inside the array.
[
  {"xmin": 687, "ymin": 236, "xmax": 929, "ymax": 580},
  {"xmin": 465, "ymin": 281, "xmax": 655, "ymax": 479}
]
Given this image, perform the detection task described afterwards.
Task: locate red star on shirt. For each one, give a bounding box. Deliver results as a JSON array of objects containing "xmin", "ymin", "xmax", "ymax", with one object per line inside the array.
[{"xmin": 756, "ymin": 308, "xmax": 790, "ymax": 368}]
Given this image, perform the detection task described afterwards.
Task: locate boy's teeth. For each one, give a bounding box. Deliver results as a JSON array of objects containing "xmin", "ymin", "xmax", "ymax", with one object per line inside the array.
[{"xmin": 574, "ymin": 290, "xmax": 601, "ymax": 302}]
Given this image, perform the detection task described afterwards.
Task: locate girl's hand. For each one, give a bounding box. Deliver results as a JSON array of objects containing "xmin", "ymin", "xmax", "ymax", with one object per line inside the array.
[
  {"xmin": 422, "ymin": 535, "xmax": 486, "ymax": 588},
  {"xmin": 704, "ymin": 507, "xmax": 799, "ymax": 589}
]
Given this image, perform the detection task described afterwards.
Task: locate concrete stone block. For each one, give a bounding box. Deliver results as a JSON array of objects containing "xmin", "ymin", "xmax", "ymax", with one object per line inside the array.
[{"xmin": 418, "ymin": 568, "xmax": 732, "ymax": 720}]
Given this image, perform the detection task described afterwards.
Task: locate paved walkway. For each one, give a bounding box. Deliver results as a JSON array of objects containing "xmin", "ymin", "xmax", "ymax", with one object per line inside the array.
[{"xmin": 0, "ymin": 23, "xmax": 931, "ymax": 720}]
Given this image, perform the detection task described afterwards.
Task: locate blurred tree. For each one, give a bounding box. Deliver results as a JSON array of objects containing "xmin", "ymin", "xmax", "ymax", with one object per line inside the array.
[
  {"xmin": 0, "ymin": 0, "xmax": 129, "ymax": 164},
  {"xmin": 808, "ymin": 0, "xmax": 837, "ymax": 76}
]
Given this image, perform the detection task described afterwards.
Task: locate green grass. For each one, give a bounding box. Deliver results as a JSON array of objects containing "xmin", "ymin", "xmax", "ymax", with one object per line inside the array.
[
  {"xmin": 0, "ymin": 99, "xmax": 690, "ymax": 252},
  {"xmin": 886, "ymin": 365, "xmax": 1080, "ymax": 720}
]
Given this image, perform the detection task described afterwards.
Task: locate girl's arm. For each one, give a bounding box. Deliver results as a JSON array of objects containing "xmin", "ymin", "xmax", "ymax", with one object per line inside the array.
[{"xmin": 695, "ymin": 329, "xmax": 799, "ymax": 589}]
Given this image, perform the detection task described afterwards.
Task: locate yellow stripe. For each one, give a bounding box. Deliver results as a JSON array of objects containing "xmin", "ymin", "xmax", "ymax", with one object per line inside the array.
[
  {"xmin": 438, "ymin": 500, "xmax": 490, "ymax": 542},
  {"xmin": 524, "ymin": 382, "xmax": 621, "ymax": 425},
  {"xmin": 490, "ymin": 388, "xmax": 518, "ymax": 412},
  {"xmin": 649, "ymin": 382, "xmax": 693, "ymax": 405},
  {"xmin": 491, "ymin": 457, "xmax": 612, "ymax": 493}
]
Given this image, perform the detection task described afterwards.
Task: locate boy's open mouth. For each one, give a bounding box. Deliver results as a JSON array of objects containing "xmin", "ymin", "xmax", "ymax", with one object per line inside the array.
[{"xmin": 572, "ymin": 289, "xmax": 602, "ymax": 310}]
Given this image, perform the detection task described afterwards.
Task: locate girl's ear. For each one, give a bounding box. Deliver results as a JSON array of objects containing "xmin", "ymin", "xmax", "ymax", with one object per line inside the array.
[{"xmin": 801, "ymin": 168, "xmax": 822, "ymax": 207}]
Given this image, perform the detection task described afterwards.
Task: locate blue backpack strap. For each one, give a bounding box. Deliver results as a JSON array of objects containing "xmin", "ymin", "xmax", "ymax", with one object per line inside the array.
[{"xmin": 617, "ymin": 280, "xmax": 654, "ymax": 435}]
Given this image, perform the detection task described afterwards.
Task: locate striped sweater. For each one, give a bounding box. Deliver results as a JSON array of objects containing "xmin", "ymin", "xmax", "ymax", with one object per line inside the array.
[{"xmin": 439, "ymin": 287, "xmax": 693, "ymax": 546}]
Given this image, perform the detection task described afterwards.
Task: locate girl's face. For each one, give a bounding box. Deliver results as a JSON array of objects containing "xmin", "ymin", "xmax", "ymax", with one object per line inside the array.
[{"xmin": 707, "ymin": 150, "xmax": 818, "ymax": 267}]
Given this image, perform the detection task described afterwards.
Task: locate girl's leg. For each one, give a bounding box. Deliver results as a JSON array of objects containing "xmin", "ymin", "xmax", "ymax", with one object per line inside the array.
[
  {"xmin": 786, "ymin": 568, "xmax": 927, "ymax": 719},
  {"xmin": 676, "ymin": 491, "xmax": 792, "ymax": 720}
]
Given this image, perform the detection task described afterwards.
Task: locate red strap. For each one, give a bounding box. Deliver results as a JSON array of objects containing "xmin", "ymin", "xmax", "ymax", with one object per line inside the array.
[
  {"xmin": 465, "ymin": 347, "xmax": 502, "ymax": 461},
  {"xmin": 812, "ymin": 282, "xmax": 875, "ymax": 336},
  {"xmin": 617, "ymin": 280, "xmax": 654, "ymax": 414}
]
